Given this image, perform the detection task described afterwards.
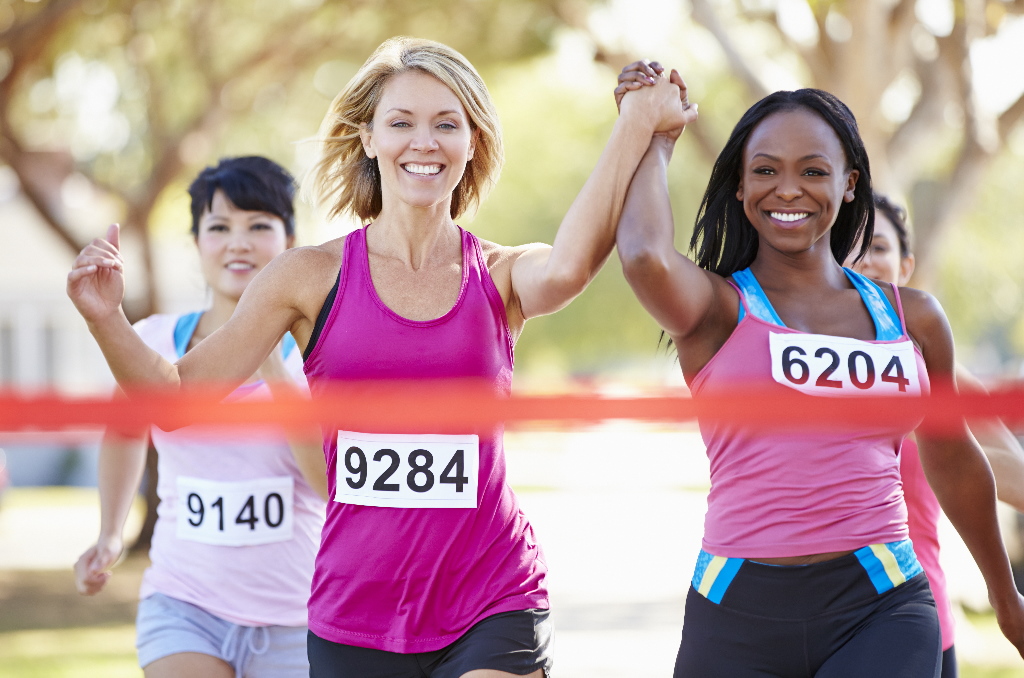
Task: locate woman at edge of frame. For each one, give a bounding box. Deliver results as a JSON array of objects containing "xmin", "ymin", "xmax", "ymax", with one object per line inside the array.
[{"xmin": 614, "ymin": 61, "xmax": 1024, "ymax": 677}]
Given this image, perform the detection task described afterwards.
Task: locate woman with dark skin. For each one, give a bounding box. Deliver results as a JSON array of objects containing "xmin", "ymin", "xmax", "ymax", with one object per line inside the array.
[{"xmin": 614, "ymin": 62, "xmax": 1024, "ymax": 676}]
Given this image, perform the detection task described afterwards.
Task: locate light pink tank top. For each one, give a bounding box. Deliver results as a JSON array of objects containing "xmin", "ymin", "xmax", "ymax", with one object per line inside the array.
[
  {"xmin": 690, "ymin": 278, "xmax": 930, "ymax": 558},
  {"xmin": 302, "ymin": 226, "xmax": 548, "ymax": 653},
  {"xmin": 136, "ymin": 313, "xmax": 324, "ymax": 627},
  {"xmin": 901, "ymin": 438, "xmax": 955, "ymax": 648}
]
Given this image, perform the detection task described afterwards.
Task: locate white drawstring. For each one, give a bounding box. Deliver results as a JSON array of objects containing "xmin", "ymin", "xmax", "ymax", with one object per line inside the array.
[{"xmin": 220, "ymin": 624, "xmax": 271, "ymax": 678}]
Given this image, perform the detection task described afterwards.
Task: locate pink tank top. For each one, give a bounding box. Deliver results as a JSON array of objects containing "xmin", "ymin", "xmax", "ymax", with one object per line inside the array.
[
  {"xmin": 901, "ymin": 438, "xmax": 955, "ymax": 649},
  {"xmin": 690, "ymin": 276, "xmax": 930, "ymax": 558},
  {"xmin": 135, "ymin": 313, "xmax": 323, "ymax": 627},
  {"xmin": 302, "ymin": 226, "xmax": 548, "ymax": 653}
]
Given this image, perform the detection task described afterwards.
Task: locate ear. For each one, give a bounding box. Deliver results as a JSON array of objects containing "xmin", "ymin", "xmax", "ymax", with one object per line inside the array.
[
  {"xmin": 898, "ymin": 252, "xmax": 916, "ymax": 286},
  {"xmin": 286, "ymin": 234, "xmax": 296, "ymax": 250},
  {"xmin": 359, "ymin": 122, "xmax": 376, "ymax": 159},
  {"xmin": 467, "ymin": 128, "xmax": 479, "ymax": 162},
  {"xmin": 843, "ymin": 169, "xmax": 860, "ymax": 203},
  {"xmin": 736, "ymin": 179, "xmax": 744, "ymax": 201}
]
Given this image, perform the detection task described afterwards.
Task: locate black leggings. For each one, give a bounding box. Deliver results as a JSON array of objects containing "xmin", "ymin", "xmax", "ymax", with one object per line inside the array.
[{"xmin": 674, "ymin": 551, "xmax": 941, "ymax": 677}]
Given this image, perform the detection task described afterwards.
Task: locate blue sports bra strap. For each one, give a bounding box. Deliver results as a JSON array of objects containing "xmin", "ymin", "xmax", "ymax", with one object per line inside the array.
[
  {"xmin": 731, "ymin": 268, "xmax": 785, "ymax": 326},
  {"xmin": 282, "ymin": 333, "xmax": 297, "ymax": 360},
  {"xmin": 841, "ymin": 268, "xmax": 904, "ymax": 341},
  {"xmin": 173, "ymin": 311, "xmax": 203, "ymax": 358}
]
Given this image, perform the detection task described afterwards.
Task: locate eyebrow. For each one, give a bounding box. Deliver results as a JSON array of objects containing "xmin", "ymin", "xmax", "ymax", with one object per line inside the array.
[
  {"xmin": 751, "ymin": 152, "xmax": 830, "ymax": 163},
  {"xmin": 384, "ymin": 107, "xmax": 464, "ymax": 117}
]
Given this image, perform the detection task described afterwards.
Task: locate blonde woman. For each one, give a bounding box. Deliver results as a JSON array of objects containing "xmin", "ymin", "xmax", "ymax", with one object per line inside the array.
[{"xmin": 67, "ymin": 38, "xmax": 693, "ymax": 677}]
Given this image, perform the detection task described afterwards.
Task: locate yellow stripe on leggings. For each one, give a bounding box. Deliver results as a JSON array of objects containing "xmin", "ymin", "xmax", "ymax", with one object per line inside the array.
[
  {"xmin": 869, "ymin": 543, "xmax": 906, "ymax": 587},
  {"xmin": 697, "ymin": 555, "xmax": 728, "ymax": 597}
]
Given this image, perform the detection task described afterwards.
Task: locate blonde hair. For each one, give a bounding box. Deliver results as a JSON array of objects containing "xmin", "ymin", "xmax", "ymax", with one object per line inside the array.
[{"xmin": 308, "ymin": 37, "xmax": 503, "ymax": 222}]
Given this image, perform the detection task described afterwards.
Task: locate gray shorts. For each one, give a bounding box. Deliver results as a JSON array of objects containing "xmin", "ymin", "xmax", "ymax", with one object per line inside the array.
[{"xmin": 136, "ymin": 593, "xmax": 308, "ymax": 678}]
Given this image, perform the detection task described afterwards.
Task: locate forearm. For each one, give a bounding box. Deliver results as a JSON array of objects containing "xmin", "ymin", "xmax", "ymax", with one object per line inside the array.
[
  {"xmin": 617, "ymin": 136, "xmax": 677, "ymax": 271},
  {"xmin": 920, "ymin": 435, "xmax": 1019, "ymax": 603},
  {"xmin": 974, "ymin": 422, "xmax": 1024, "ymax": 511},
  {"xmin": 96, "ymin": 431, "xmax": 149, "ymax": 541},
  {"xmin": 542, "ymin": 113, "xmax": 661, "ymax": 291},
  {"xmin": 88, "ymin": 312, "xmax": 180, "ymax": 389}
]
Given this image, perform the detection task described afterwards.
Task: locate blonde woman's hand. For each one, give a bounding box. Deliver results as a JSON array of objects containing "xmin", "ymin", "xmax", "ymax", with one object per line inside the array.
[
  {"xmin": 617, "ymin": 64, "xmax": 698, "ymax": 140},
  {"xmin": 67, "ymin": 224, "xmax": 126, "ymax": 326}
]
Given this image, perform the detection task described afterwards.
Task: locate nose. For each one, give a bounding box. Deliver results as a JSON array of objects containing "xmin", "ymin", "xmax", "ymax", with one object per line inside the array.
[
  {"xmin": 774, "ymin": 172, "xmax": 803, "ymax": 202},
  {"xmin": 410, "ymin": 127, "xmax": 439, "ymax": 152},
  {"xmin": 227, "ymin": 228, "xmax": 254, "ymax": 252}
]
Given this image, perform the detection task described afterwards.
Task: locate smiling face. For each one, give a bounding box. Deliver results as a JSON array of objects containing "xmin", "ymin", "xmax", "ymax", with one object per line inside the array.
[
  {"xmin": 360, "ymin": 69, "xmax": 477, "ymax": 217},
  {"xmin": 195, "ymin": 190, "xmax": 292, "ymax": 301},
  {"xmin": 845, "ymin": 211, "xmax": 915, "ymax": 285},
  {"xmin": 737, "ymin": 107, "xmax": 859, "ymax": 259}
]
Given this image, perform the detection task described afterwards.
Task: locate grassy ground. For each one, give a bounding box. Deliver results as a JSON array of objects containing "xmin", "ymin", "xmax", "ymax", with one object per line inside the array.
[{"xmin": 0, "ymin": 555, "xmax": 144, "ymax": 678}]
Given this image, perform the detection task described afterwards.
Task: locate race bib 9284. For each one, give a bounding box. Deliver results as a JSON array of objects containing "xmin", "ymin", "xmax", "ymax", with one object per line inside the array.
[
  {"xmin": 769, "ymin": 332, "xmax": 921, "ymax": 397},
  {"xmin": 333, "ymin": 431, "xmax": 479, "ymax": 509}
]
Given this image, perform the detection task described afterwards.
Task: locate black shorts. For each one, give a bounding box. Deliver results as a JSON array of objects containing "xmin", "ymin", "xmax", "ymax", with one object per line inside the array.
[
  {"xmin": 675, "ymin": 542, "xmax": 941, "ymax": 677},
  {"xmin": 307, "ymin": 609, "xmax": 552, "ymax": 678}
]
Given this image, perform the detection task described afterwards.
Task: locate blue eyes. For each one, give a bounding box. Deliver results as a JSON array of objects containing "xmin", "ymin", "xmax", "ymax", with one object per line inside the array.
[{"xmin": 389, "ymin": 121, "xmax": 458, "ymax": 130}]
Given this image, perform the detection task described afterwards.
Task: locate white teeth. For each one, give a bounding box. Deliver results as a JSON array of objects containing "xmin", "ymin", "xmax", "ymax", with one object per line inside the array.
[
  {"xmin": 770, "ymin": 212, "xmax": 809, "ymax": 222},
  {"xmin": 226, "ymin": 262, "xmax": 254, "ymax": 271},
  {"xmin": 404, "ymin": 163, "xmax": 442, "ymax": 176}
]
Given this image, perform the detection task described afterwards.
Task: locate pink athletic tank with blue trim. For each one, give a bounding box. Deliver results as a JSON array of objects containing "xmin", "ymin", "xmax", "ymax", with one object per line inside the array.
[
  {"xmin": 302, "ymin": 225, "xmax": 548, "ymax": 653},
  {"xmin": 691, "ymin": 268, "xmax": 930, "ymax": 558}
]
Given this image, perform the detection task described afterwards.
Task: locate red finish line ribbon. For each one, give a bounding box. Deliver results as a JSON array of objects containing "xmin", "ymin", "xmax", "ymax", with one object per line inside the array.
[{"xmin": 2, "ymin": 381, "xmax": 1024, "ymax": 435}]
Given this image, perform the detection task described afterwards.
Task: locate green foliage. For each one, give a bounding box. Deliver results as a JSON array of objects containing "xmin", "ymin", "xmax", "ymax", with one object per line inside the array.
[{"xmin": 935, "ymin": 134, "xmax": 1024, "ymax": 373}]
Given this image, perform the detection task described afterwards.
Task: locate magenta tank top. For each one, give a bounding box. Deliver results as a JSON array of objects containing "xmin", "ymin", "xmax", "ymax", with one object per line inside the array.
[
  {"xmin": 302, "ymin": 225, "xmax": 548, "ymax": 653},
  {"xmin": 690, "ymin": 276, "xmax": 930, "ymax": 558}
]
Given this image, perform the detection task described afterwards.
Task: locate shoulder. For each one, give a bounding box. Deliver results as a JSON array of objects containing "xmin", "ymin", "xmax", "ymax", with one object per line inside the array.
[
  {"xmin": 898, "ymin": 285, "xmax": 955, "ymax": 377},
  {"xmin": 898, "ymin": 286, "xmax": 948, "ymax": 337},
  {"xmin": 258, "ymin": 238, "xmax": 346, "ymax": 296}
]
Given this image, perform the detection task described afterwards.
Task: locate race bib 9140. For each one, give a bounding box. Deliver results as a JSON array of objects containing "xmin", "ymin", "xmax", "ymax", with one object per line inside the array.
[
  {"xmin": 176, "ymin": 476, "xmax": 294, "ymax": 546},
  {"xmin": 769, "ymin": 332, "xmax": 921, "ymax": 397},
  {"xmin": 334, "ymin": 431, "xmax": 479, "ymax": 509}
]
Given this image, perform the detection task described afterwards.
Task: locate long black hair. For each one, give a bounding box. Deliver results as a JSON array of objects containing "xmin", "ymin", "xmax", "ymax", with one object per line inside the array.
[
  {"xmin": 690, "ymin": 89, "xmax": 874, "ymax": 276},
  {"xmin": 188, "ymin": 156, "xmax": 297, "ymax": 237}
]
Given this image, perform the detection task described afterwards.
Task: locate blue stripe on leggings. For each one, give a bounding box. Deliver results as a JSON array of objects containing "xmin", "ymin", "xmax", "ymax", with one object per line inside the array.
[{"xmin": 705, "ymin": 557, "xmax": 744, "ymax": 604}]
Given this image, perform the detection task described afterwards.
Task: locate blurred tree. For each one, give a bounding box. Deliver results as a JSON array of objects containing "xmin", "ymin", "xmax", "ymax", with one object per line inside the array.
[
  {"xmin": 0, "ymin": 0, "xmax": 597, "ymax": 551},
  {"xmin": 691, "ymin": 0, "xmax": 1024, "ymax": 285},
  {"xmin": 0, "ymin": 0, "xmax": 577, "ymax": 318},
  {"xmin": 561, "ymin": 0, "xmax": 1024, "ymax": 286}
]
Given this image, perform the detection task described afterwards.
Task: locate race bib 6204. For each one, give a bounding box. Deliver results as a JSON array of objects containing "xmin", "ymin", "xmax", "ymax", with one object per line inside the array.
[
  {"xmin": 769, "ymin": 332, "xmax": 921, "ymax": 397},
  {"xmin": 176, "ymin": 476, "xmax": 294, "ymax": 546},
  {"xmin": 334, "ymin": 431, "xmax": 479, "ymax": 509}
]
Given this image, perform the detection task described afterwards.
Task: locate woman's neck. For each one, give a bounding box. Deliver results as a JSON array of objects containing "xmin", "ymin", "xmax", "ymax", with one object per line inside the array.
[
  {"xmin": 368, "ymin": 201, "xmax": 460, "ymax": 270},
  {"xmin": 194, "ymin": 293, "xmax": 239, "ymax": 342}
]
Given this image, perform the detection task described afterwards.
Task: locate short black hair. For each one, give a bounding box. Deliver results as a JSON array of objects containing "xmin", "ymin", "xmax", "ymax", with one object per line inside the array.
[
  {"xmin": 690, "ymin": 89, "xmax": 873, "ymax": 276},
  {"xmin": 188, "ymin": 156, "xmax": 296, "ymax": 237},
  {"xmin": 872, "ymin": 192, "xmax": 911, "ymax": 259}
]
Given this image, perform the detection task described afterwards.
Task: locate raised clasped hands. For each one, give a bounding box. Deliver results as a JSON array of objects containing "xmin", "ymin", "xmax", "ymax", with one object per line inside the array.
[
  {"xmin": 615, "ymin": 60, "xmax": 697, "ymax": 141},
  {"xmin": 66, "ymin": 223, "xmax": 126, "ymax": 326}
]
